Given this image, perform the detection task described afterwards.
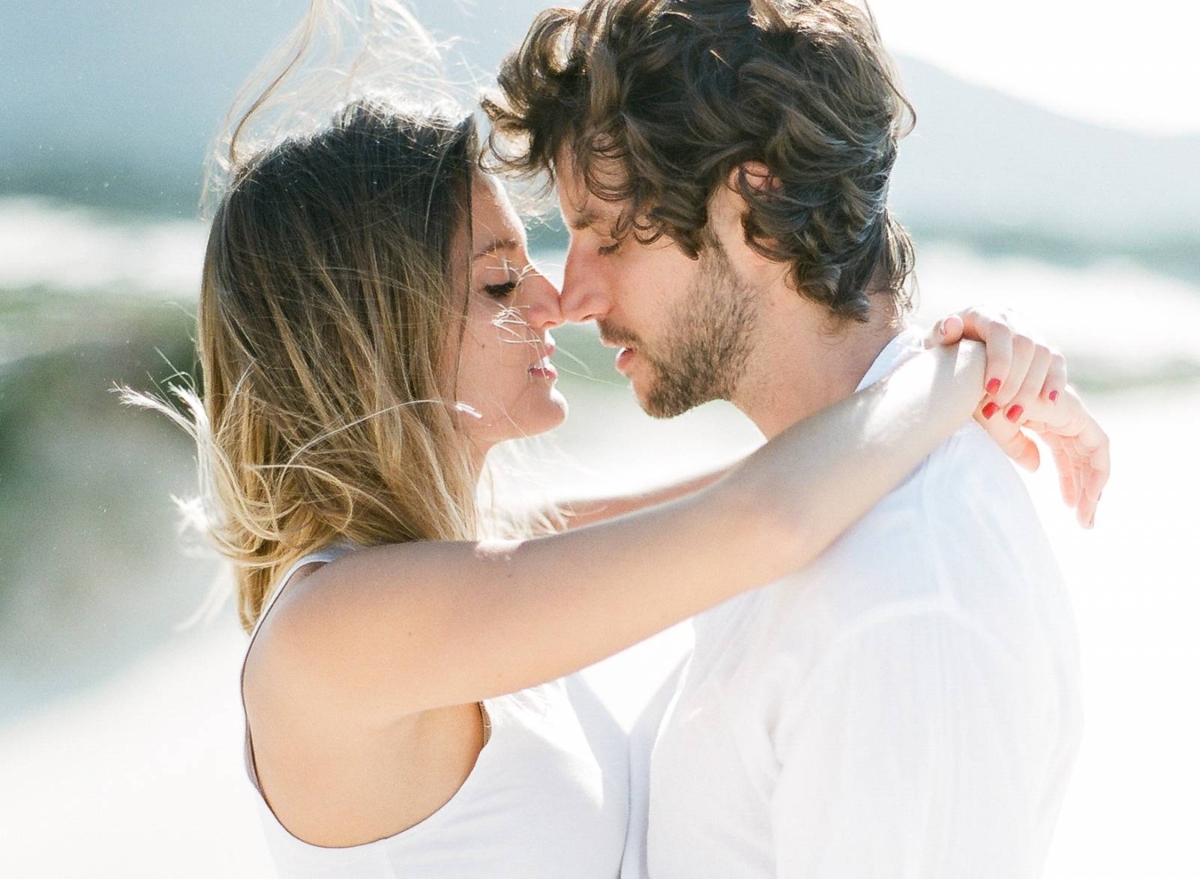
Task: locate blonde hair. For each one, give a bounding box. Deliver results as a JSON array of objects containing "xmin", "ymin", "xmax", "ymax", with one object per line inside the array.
[
  {"xmin": 132, "ymin": 99, "xmax": 485, "ymax": 633},
  {"xmin": 126, "ymin": 2, "xmax": 569, "ymax": 632}
]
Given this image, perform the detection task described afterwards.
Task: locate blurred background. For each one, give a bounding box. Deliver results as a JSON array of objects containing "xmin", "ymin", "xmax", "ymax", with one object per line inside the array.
[{"xmin": 1, "ymin": 0, "xmax": 1198, "ymax": 875}]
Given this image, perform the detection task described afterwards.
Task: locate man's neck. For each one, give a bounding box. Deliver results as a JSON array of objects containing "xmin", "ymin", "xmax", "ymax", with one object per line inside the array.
[{"xmin": 733, "ymin": 293, "xmax": 907, "ymax": 439}]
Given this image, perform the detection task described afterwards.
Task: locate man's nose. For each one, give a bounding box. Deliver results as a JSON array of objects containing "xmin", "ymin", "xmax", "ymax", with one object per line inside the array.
[{"xmin": 559, "ymin": 242, "xmax": 610, "ymax": 325}]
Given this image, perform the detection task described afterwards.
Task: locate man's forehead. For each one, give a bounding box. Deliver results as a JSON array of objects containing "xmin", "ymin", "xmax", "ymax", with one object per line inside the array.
[
  {"xmin": 555, "ymin": 151, "xmax": 627, "ymax": 230},
  {"xmin": 562, "ymin": 200, "xmax": 622, "ymax": 232}
]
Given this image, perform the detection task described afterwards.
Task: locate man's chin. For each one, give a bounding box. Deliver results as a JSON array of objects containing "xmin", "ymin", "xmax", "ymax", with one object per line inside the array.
[
  {"xmin": 631, "ymin": 376, "xmax": 704, "ymax": 420},
  {"xmin": 627, "ymin": 374, "xmax": 666, "ymax": 419},
  {"xmin": 621, "ymin": 350, "xmax": 714, "ymax": 418}
]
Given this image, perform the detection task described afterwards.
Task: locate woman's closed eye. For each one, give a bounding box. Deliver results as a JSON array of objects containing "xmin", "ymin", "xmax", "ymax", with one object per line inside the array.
[
  {"xmin": 483, "ymin": 262, "xmax": 538, "ymax": 299},
  {"xmin": 484, "ymin": 280, "xmax": 519, "ymax": 298}
]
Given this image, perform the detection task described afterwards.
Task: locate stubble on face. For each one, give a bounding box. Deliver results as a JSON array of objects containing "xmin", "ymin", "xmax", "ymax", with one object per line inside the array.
[{"xmin": 603, "ymin": 243, "xmax": 760, "ymax": 419}]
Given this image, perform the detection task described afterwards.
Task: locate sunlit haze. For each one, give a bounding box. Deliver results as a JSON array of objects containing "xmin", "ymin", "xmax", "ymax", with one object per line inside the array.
[{"xmin": 1, "ymin": 3, "xmax": 1198, "ymax": 877}]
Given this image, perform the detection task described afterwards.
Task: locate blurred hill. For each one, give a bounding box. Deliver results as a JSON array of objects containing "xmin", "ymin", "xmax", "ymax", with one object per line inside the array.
[
  {"xmin": 0, "ymin": 291, "xmax": 218, "ymax": 720},
  {"xmin": 0, "ymin": 0, "xmax": 553, "ymax": 215},
  {"xmin": 3, "ymin": 1, "xmax": 1198, "ymax": 280},
  {"xmin": 890, "ymin": 58, "xmax": 1200, "ymax": 281}
]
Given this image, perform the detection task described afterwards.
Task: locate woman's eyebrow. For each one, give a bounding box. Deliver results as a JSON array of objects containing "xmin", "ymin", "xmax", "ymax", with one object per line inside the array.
[{"xmin": 472, "ymin": 238, "xmax": 521, "ymax": 260}]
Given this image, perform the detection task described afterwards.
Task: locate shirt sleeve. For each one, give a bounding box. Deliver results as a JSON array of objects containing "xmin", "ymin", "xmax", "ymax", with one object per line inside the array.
[{"xmin": 770, "ymin": 610, "xmax": 1040, "ymax": 879}]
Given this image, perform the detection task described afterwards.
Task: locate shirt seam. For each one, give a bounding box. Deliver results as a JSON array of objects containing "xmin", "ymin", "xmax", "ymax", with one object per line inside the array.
[{"xmin": 778, "ymin": 437, "xmax": 1025, "ymax": 738}]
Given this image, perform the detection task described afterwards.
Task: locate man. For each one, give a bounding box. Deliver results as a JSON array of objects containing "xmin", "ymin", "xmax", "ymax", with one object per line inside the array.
[{"xmin": 486, "ymin": 1, "xmax": 1098, "ymax": 875}]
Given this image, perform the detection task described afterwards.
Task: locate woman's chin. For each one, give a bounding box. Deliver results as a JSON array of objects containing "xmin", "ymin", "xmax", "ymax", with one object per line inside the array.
[
  {"xmin": 527, "ymin": 391, "xmax": 569, "ymax": 437},
  {"xmin": 479, "ymin": 392, "xmax": 569, "ymax": 446},
  {"xmin": 548, "ymin": 387, "xmax": 569, "ymax": 422}
]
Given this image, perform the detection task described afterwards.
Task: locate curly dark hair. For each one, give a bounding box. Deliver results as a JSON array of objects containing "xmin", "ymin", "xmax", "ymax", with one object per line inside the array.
[{"xmin": 483, "ymin": 0, "xmax": 916, "ymax": 322}]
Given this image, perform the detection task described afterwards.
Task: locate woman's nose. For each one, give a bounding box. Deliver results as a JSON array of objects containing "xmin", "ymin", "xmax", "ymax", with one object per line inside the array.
[{"xmin": 522, "ymin": 271, "xmax": 564, "ymax": 330}]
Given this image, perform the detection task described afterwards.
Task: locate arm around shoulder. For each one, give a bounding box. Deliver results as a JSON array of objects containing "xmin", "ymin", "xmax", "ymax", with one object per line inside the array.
[{"xmin": 257, "ymin": 342, "xmax": 990, "ymax": 726}]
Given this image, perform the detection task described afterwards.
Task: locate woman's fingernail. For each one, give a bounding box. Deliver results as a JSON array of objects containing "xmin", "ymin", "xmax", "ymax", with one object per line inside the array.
[
  {"xmin": 1006, "ymin": 405, "xmax": 1024, "ymax": 422},
  {"xmin": 982, "ymin": 402, "xmax": 1000, "ymax": 420},
  {"xmin": 1049, "ymin": 390, "xmax": 1059, "ymax": 403},
  {"xmin": 937, "ymin": 319, "xmax": 947, "ymax": 336},
  {"xmin": 987, "ymin": 379, "xmax": 1002, "ymax": 395}
]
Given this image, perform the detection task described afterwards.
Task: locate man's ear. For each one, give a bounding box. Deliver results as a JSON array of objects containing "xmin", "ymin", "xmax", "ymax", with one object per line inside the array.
[
  {"xmin": 710, "ymin": 160, "xmax": 777, "ymax": 228},
  {"xmin": 728, "ymin": 161, "xmax": 780, "ymax": 195},
  {"xmin": 715, "ymin": 162, "xmax": 781, "ymax": 235},
  {"xmin": 711, "ymin": 162, "xmax": 787, "ymax": 285}
]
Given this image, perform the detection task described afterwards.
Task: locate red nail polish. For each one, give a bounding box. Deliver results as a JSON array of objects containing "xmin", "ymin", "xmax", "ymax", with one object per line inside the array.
[
  {"xmin": 1006, "ymin": 405, "xmax": 1024, "ymax": 423},
  {"xmin": 982, "ymin": 402, "xmax": 999, "ymax": 420},
  {"xmin": 987, "ymin": 379, "xmax": 1001, "ymax": 395},
  {"xmin": 1050, "ymin": 391, "xmax": 1059, "ymax": 403}
]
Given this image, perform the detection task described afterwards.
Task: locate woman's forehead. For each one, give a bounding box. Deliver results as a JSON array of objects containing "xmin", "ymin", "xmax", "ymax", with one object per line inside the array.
[{"xmin": 471, "ymin": 175, "xmax": 525, "ymax": 247}]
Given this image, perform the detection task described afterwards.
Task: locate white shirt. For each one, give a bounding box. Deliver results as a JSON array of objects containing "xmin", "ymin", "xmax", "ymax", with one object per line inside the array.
[{"xmin": 636, "ymin": 329, "xmax": 1083, "ymax": 879}]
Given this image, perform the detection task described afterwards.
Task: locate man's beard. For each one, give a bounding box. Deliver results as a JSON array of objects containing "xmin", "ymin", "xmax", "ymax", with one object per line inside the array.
[{"xmin": 604, "ymin": 244, "xmax": 759, "ymax": 419}]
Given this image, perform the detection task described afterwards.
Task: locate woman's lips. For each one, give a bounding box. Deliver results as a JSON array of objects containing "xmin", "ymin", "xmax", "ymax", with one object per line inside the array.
[{"xmin": 529, "ymin": 339, "xmax": 558, "ymax": 379}]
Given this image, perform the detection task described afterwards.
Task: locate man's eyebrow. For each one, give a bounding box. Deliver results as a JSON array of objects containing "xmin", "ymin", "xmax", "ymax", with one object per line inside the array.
[
  {"xmin": 568, "ymin": 205, "xmax": 626, "ymax": 233},
  {"xmin": 567, "ymin": 210, "xmax": 602, "ymax": 232},
  {"xmin": 472, "ymin": 238, "xmax": 521, "ymax": 260}
]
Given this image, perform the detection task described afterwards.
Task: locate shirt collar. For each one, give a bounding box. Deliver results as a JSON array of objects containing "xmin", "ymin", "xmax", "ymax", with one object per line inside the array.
[{"xmin": 854, "ymin": 325, "xmax": 926, "ymax": 393}]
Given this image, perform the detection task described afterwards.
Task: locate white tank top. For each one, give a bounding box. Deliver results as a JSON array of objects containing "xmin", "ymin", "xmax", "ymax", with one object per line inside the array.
[{"xmin": 241, "ymin": 545, "xmax": 630, "ymax": 878}]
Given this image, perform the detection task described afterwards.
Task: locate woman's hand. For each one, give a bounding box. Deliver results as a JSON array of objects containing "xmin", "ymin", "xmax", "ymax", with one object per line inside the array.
[{"xmin": 927, "ymin": 307, "xmax": 1110, "ymax": 529}]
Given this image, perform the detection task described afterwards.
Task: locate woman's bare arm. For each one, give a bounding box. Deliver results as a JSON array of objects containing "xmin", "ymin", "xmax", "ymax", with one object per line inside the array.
[
  {"xmin": 555, "ymin": 462, "xmax": 739, "ymax": 530},
  {"xmin": 555, "ymin": 306, "xmax": 1104, "ymax": 530},
  {"xmin": 252, "ymin": 342, "xmax": 987, "ymax": 724}
]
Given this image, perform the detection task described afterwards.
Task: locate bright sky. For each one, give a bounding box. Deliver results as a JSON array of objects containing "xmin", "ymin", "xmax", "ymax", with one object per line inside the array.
[{"xmin": 868, "ymin": 0, "xmax": 1200, "ymax": 136}]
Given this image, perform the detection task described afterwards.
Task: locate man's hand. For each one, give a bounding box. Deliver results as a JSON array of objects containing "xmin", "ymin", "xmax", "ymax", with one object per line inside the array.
[{"xmin": 928, "ymin": 307, "xmax": 1109, "ymax": 528}]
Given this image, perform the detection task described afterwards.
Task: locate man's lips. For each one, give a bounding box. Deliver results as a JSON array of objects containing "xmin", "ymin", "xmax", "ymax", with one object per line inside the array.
[{"xmin": 598, "ymin": 327, "xmax": 641, "ymax": 374}]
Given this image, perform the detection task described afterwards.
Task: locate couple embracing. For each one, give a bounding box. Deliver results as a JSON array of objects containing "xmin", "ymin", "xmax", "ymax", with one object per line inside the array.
[{"xmin": 148, "ymin": 0, "xmax": 1108, "ymax": 876}]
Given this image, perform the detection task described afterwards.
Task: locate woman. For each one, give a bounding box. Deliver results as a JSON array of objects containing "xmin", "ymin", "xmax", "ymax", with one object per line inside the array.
[{"xmin": 138, "ymin": 92, "xmax": 1104, "ymax": 873}]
